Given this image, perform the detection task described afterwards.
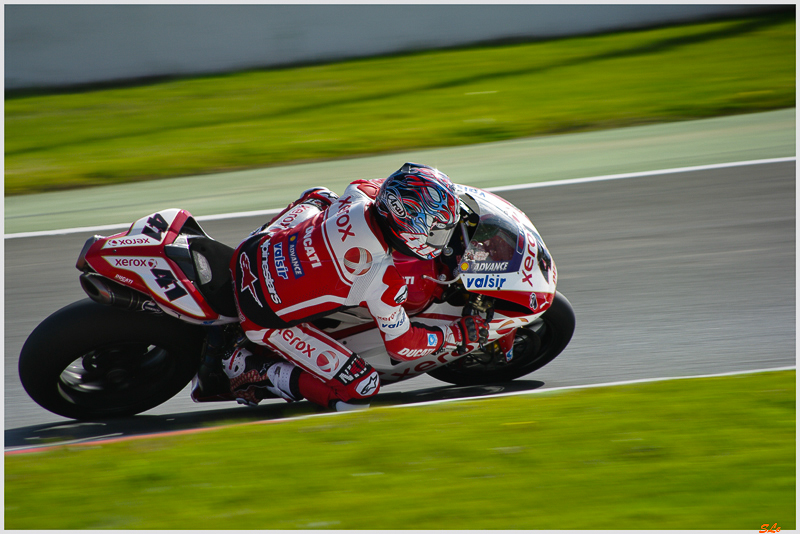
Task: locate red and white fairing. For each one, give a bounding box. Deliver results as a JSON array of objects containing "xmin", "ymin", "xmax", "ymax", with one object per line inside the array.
[
  {"xmin": 82, "ymin": 209, "xmax": 237, "ymax": 325},
  {"xmin": 454, "ymin": 184, "xmax": 557, "ymax": 313},
  {"xmin": 331, "ymin": 184, "xmax": 559, "ymax": 384}
]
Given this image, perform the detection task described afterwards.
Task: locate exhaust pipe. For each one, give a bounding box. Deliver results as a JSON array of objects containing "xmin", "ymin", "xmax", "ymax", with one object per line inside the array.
[{"xmin": 80, "ymin": 273, "xmax": 160, "ymax": 312}]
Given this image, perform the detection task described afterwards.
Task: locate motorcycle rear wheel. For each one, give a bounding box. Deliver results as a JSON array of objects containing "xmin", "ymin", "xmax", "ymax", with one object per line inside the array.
[
  {"xmin": 18, "ymin": 299, "xmax": 205, "ymax": 420},
  {"xmin": 428, "ymin": 291, "xmax": 575, "ymax": 386}
]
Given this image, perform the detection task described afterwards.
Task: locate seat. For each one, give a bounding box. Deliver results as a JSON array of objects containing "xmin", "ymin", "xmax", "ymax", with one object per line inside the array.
[{"xmin": 188, "ymin": 237, "xmax": 238, "ymax": 318}]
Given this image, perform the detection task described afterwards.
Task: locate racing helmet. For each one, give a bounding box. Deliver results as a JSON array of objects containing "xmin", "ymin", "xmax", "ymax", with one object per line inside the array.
[{"xmin": 374, "ymin": 163, "xmax": 460, "ymax": 260}]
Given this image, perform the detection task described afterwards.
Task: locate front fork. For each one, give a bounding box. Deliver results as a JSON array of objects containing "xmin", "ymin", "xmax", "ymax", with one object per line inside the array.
[{"xmin": 460, "ymin": 294, "xmax": 515, "ymax": 362}]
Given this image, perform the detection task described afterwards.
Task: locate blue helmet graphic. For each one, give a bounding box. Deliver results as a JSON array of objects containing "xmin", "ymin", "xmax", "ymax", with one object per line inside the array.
[{"xmin": 375, "ymin": 163, "xmax": 460, "ymax": 260}]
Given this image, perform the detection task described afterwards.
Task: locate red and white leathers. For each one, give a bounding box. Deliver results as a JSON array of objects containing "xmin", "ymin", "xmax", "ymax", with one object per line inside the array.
[{"xmin": 231, "ymin": 180, "xmax": 461, "ymax": 409}]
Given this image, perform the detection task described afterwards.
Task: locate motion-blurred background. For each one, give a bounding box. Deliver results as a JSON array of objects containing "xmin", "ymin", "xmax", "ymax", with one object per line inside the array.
[
  {"xmin": 5, "ymin": 5, "xmax": 795, "ymax": 530},
  {"xmin": 4, "ymin": 4, "xmax": 794, "ymax": 198}
]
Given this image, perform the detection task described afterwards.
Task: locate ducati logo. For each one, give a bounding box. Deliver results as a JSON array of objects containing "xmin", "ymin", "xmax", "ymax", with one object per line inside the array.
[{"xmin": 239, "ymin": 253, "xmax": 263, "ymax": 307}]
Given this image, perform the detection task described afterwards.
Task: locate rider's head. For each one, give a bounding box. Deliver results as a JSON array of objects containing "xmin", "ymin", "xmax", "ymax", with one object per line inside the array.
[{"xmin": 375, "ymin": 163, "xmax": 460, "ymax": 260}]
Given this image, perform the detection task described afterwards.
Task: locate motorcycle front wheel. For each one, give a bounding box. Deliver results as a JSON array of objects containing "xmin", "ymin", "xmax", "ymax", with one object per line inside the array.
[
  {"xmin": 18, "ymin": 299, "xmax": 205, "ymax": 420},
  {"xmin": 428, "ymin": 291, "xmax": 575, "ymax": 386}
]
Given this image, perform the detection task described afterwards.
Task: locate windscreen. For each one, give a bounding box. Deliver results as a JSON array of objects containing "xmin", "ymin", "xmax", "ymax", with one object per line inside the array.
[{"xmin": 459, "ymin": 195, "xmax": 524, "ymax": 274}]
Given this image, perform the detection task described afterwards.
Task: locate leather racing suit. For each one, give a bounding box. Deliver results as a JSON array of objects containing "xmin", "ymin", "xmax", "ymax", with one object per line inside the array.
[{"xmin": 229, "ymin": 179, "xmax": 460, "ymax": 409}]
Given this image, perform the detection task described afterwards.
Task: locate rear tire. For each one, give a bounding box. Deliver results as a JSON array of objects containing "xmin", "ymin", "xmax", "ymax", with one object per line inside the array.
[
  {"xmin": 428, "ymin": 291, "xmax": 575, "ymax": 386},
  {"xmin": 19, "ymin": 299, "xmax": 205, "ymax": 420}
]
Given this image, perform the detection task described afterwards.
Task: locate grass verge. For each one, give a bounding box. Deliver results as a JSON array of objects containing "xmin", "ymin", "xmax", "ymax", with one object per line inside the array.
[
  {"xmin": 4, "ymin": 370, "xmax": 795, "ymax": 529},
  {"xmin": 4, "ymin": 12, "xmax": 795, "ymax": 195}
]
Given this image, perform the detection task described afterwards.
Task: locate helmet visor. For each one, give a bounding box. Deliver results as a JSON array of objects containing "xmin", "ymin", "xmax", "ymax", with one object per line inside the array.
[{"xmin": 427, "ymin": 222, "xmax": 457, "ymax": 251}]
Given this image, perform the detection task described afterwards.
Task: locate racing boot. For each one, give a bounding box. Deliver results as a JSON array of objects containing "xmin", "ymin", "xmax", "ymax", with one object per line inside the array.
[
  {"xmin": 222, "ymin": 345, "xmax": 304, "ymax": 406},
  {"xmin": 295, "ymin": 370, "xmax": 375, "ymax": 412}
]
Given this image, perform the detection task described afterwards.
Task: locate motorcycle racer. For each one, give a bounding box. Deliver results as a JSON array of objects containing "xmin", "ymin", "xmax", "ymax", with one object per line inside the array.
[{"xmin": 207, "ymin": 163, "xmax": 490, "ymax": 411}]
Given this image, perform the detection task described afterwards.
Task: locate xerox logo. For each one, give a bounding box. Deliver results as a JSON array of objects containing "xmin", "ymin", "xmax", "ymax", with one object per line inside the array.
[
  {"xmin": 114, "ymin": 258, "xmax": 157, "ymax": 268},
  {"xmin": 275, "ymin": 204, "xmax": 310, "ymax": 230},
  {"xmin": 334, "ymin": 196, "xmax": 355, "ymax": 242},
  {"xmin": 109, "ymin": 237, "xmax": 151, "ymax": 246},
  {"xmin": 522, "ymin": 230, "xmax": 553, "ymax": 287},
  {"xmin": 280, "ymin": 328, "xmax": 316, "ymax": 359}
]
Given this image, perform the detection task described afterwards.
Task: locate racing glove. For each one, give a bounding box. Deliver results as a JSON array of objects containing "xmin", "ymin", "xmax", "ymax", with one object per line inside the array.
[
  {"xmin": 442, "ymin": 315, "xmax": 490, "ymax": 353},
  {"xmin": 296, "ymin": 186, "xmax": 339, "ymax": 210},
  {"xmin": 258, "ymin": 187, "xmax": 339, "ymax": 233}
]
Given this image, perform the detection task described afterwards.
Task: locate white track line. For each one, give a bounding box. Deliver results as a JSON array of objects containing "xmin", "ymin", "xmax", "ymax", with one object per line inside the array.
[
  {"xmin": 382, "ymin": 365, "xmax": 797, "ymax": 410},
  {"xmin": 5, "ymin": 156, "xmax": 795, "ymax": 240},
  {"xmin": 4, "ymin": 366, "xmax": 794, "ymax": 454},
  {"xmin": 4, "ymin": 208, "xmax": 284, "ymax": 240},
  {"xmin": 485, "ymin": 156, "xmax": 796, "ymax": 192}
]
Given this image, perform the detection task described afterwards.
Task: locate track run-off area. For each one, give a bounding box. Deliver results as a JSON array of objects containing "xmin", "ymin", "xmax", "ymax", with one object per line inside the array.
[
  {"xmin": 4, "ymin": 152, "xmax": 795, "ymax": 452},
  {"xmin": 5, "ymin": 110, "xmax": 796, "ymax": 451}
]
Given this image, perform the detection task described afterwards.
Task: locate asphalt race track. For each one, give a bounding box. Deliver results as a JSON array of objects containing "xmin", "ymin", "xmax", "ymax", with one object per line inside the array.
[{"xmin": 4, "ymin": 161, "xmax": 795, "ymax": 450}]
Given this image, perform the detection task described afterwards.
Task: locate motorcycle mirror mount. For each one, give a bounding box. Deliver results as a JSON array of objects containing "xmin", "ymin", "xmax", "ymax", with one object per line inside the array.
[{"xmin": 422, "ymin": 273, "xmax": 462, "ymax": 286}]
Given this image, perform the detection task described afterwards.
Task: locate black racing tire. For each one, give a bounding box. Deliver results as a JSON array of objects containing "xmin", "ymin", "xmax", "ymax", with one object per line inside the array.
[
  {"xmin": 18, "ymin": 299, "xmax": 205, "ymax": 420},
  {"xmin": 428, "ymin": 291, "xmax": 575, "ymax": 386}
]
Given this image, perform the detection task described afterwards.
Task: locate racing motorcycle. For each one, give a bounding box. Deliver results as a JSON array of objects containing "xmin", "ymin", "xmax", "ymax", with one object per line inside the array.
[{"xmin": 18, "ymin": 184, "xmax": 575, "ymax": 420}]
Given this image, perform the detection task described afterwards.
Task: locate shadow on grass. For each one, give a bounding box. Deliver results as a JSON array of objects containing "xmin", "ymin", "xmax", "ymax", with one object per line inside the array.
[{"xmin": 4, "ymin": 379, "xmax": 545, "ymax": 452}]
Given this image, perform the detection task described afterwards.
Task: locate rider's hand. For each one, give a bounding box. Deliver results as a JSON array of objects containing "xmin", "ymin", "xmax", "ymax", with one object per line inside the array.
[
  {"xmin": 445, "ymin": 315, "xmax": 490, "ymax": 352},
  {"xmin": 298, "ymin": 187, "xmax": 339, "ymax": 209}
]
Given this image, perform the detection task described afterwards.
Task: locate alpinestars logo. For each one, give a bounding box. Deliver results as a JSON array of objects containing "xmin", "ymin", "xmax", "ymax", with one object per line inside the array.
[
  {"xmin": 356, "ymin": 373, "xmax": 379, "ymax": 397},
  {"xmin": 239, "ymin": 253, "xmax": 263, "ymax": 307},
  {"xmin": 394, "ymin": 286, "xmax": 408, "ymax": 304}
]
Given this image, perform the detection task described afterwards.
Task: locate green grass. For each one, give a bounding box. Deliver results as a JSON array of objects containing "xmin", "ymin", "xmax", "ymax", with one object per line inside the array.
[
  {"xmin": 4, "ymin": 12, "xmax": 795, "ymax": 195},
  {"xmin": 4, "ymin": 371, "xmax": 795, "ymax": 530}
]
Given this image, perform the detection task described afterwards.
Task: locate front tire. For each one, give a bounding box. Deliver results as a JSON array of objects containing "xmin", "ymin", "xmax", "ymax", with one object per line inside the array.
[
  {"xmin": 19, "ymin": 299, "xmax": 205, "ymax": 420},
  {"xmin": 428, "ymin": 291, "xmax": 575, "ymax": 386}
]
